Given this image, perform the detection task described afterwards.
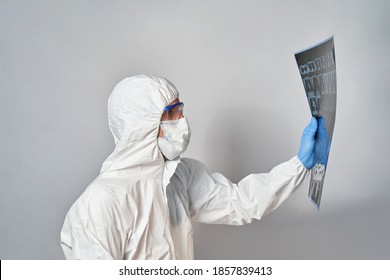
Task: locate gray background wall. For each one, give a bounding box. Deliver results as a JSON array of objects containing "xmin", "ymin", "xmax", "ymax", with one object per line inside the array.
[{"xmin": 1, "ymin": 0, "xmax": 389, "ymax": 259}]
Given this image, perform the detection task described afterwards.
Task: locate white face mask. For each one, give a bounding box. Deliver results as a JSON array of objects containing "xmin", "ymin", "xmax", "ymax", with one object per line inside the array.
[{"xmin": 158, "ymin": 117, "xmax": 191, "ymax": 160}]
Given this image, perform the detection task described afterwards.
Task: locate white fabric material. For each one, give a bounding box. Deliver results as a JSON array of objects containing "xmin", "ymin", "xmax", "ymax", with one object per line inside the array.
[
  {"xmin": 158, "ymin": 118, "xmax": 191, "ymax": 160},
  {"xmin": 60, "ymin": 74, "xmax": 309, "ymax": 260}
]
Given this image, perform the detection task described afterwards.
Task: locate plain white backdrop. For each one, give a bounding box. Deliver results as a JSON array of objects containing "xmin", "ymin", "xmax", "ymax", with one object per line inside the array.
[{"xmin": 1, "ymin": 0, "xmax": 389, "ymax": 259}]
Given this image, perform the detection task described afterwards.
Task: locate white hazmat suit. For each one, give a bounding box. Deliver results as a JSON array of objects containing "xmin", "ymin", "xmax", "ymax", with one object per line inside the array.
[{"xmin": 60, "ymin": 75, "xmax": 309, "ymax": 259}]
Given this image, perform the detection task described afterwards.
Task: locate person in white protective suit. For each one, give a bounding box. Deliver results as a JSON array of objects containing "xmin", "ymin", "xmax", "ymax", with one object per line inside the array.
[{"xmin": 60, "ymin": 74, "xmax": 321, "ymax": 260}]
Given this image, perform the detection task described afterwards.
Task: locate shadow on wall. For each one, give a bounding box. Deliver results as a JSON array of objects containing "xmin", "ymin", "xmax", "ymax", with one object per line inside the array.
[{"xmin": 193, "ymin": 191, "xmax": 390, "ymax": 259}]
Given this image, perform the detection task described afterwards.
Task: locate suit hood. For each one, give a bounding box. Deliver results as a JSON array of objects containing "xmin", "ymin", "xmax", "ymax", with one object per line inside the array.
[{"xmin": 100, "ymin": 74, "xmax": 179, "ymax": 173}]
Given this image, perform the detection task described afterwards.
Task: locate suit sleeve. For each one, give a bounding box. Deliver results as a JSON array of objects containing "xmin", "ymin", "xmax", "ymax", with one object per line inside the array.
[{"xmin": 182, "ymin": 156, "xmax": 309, "ymax": 225}]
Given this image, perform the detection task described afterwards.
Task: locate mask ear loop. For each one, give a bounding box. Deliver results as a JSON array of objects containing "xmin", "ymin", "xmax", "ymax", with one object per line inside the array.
[{"xmin": 159, "ymin": 122, "xmax": 168, "ymax": 139}]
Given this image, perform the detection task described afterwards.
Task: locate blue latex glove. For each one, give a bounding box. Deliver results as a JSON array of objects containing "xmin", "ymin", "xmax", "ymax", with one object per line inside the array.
[
  {"xmin": 314, "ymin": 117, "xmax": 329, "ymax": 166},
  {"xmin": 298, "ymin": 117, "xmax": 318, "ymax": 169}
]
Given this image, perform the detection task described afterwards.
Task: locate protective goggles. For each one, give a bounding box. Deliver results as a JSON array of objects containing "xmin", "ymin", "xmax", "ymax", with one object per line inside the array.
[{"xmin": 161, "ymin": 102, "xmax": 184, "ymax": 120}]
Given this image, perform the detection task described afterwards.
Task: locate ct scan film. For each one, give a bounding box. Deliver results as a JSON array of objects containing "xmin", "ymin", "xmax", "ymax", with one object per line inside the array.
[{"xmin": 295, "ymin": 36, "xmax": 337, "ymax": 209}]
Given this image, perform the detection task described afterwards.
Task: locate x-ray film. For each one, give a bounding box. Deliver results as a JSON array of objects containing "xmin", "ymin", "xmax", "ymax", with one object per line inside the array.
[{"xmin": 295, "ymin": 36, "xmax": 337, "ymax": 209}]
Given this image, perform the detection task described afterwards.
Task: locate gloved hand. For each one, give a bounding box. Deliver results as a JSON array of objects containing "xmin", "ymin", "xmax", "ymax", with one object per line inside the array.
[
  {"xmin": 298, "ymin": 117, "xmax": 318, "ymax": 169},
  {"xmin": 298, "ymin": 117, "xmax": 330, "ymax": 169},
  {"xmin": 314, "ymin": 117, "xmax": 329, "ymax": 166}
]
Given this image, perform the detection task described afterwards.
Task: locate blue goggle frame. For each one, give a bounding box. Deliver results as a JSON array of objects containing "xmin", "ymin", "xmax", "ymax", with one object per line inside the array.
[{"xmin": 163, "ymin": 102, "xmax": 184, "ymax": 112}]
